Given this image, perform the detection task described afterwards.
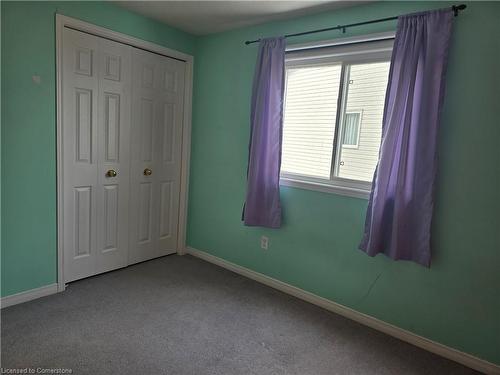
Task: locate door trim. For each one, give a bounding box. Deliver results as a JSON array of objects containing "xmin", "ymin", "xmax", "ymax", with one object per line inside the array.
[{"xmin": 56, "ymin": 14, "xmax": 194, "ymax": 292}]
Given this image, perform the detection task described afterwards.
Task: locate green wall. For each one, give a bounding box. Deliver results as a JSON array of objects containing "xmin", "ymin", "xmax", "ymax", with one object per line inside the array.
[
  {"xmin": 187, "ymin": 1, "xmax": 500, "ymax": 365},
  {"xmin": 1, "ymin": 1, "xmax": 196, "ymax": 296},
  {"xmin": 2, "ymin": 0, "xmax": 499, "ymax": 367}
]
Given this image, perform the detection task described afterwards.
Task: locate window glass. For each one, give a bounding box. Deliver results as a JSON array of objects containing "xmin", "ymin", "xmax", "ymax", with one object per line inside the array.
[
  {"xmin": 281, "ymin": 64, "xmax": 342, "ymax": 179},
  {"xmin": 281, "ymin": 45, "xmax": 391, "ymax": 188},
  {"xmin": 336, "ymin": 62, "xmax": 390, "ymax": 181}
]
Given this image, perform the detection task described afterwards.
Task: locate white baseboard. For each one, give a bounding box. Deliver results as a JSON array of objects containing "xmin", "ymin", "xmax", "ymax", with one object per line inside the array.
[
  {"xmin": 1, "ymin": 283, "xmax": 59, "ymax": 309},
  {"xmin": 186, "ymin": 247, "xmax": 500, "ymax": 375}
]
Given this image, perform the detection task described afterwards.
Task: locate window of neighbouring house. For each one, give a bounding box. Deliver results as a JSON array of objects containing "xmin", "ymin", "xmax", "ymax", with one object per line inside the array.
[
  {"xmin": 280, "ymin": 35, "xmax": 393, "ymax": 198},
  {"xmin": 342, "ymin": 112, "xmax": 361, "ymax": 148}
]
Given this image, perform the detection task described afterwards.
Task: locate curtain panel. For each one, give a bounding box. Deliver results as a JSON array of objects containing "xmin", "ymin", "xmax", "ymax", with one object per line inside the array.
[
  {"xmin": 243, "ymin": 37, "xmax": 286, "ymax": 228},
  {"xmin": 360, "ymin": 9, "xmax": 454, "ymax": 266}
]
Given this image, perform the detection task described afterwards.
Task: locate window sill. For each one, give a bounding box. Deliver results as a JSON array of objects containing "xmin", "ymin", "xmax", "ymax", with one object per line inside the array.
[{"xmin": 280, "ymin": 176, "xmax": 371, "ymax": 200}]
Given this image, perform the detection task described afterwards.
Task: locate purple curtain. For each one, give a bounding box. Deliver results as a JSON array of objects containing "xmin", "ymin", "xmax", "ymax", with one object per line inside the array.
[
  {"xmin": 359, "ymin": 9, "xmax": 454, "ymax": 266},
  {"xmin": 243, "ymin": 37, "xmax": 286, "ymax": 228}
]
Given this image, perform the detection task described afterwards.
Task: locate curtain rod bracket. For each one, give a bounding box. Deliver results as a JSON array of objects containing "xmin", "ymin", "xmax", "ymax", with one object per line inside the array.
[{"xmin": 452, "ymin": 4, "xmax": 466, "ymax": 17}]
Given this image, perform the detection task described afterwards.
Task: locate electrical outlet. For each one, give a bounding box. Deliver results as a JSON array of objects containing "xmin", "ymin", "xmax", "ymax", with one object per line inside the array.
[{"xmin": 260, "ymin": 236, "xmax": 269, "ymax": 250}]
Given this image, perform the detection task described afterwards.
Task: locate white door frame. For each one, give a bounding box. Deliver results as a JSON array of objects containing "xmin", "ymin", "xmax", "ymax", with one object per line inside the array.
[{"xmin": 56, "ymin": 14, "xmax": 193, "ymax": 292}]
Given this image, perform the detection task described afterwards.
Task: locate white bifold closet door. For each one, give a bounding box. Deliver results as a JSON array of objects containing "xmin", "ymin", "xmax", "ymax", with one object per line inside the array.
[
  {"xmin": 62, "ymin": 27, "xmax": 185, "ymax": 282},
  {"xmin": 62, "ymin": 28, "xmax": 132, "ymax": 282},
  {"xmin": 128, "ymin": 49, "xmax": 185, "ymax": 265}
]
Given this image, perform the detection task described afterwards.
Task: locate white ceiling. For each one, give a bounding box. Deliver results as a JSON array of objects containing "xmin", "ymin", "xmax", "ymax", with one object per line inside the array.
[{"xmin": 116, "ymin": 1, "xmax": 368, "ymax": 36}]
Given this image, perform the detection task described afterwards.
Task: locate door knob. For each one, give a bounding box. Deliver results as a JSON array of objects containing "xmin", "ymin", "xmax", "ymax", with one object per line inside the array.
[
  {"xmin": 143, "ymin": 168, "xmax": 152, "ymax": 176},
  {"xmin": 105, "ymin": 169, "xmax": 117, "ymax": 178}
]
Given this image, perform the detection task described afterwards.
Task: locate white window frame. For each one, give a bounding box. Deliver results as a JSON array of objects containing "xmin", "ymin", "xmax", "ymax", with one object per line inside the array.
[{"xmin": 280, "ymin": 32, "xmax": 394, "ymax": 200}]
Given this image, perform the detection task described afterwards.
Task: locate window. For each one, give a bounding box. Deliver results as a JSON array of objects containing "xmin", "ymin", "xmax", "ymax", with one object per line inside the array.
[
  {"xmin": 342, "ymin": 112, "xmax": 361, "ymax": 147},
  {"xmin": 280, "ymin": 36, "xmax": 393, "ymax": 198}
]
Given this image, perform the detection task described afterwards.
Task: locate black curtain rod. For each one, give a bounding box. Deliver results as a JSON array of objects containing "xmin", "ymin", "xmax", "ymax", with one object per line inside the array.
[{"xmin": 244, "ymin": 4, "xmax": 466, "ymax": 45}]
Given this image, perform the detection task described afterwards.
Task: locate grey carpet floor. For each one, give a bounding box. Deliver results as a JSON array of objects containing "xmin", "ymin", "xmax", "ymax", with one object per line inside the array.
[{"xmin": 1, "ymin": 255, "xmax": 479, "ymax": 375}]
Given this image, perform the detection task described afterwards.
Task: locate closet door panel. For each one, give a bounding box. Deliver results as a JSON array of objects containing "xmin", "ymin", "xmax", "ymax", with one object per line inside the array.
[
  {"xmin": 157, "ymin": 57, "xmax": 185, "ymax": 254},
  {"xmin": 62, "ymin": 28, "xmax": 132, "ymax": 282},
  {"xmin": 95, "ymin": 37, "xmax": 132, "ymax": 274},
  {"xmin": 62, "ymin": 28, "xmax": 100, "ymax": 282},
  {"xmin": 129, "ymin": 49, "xmax": 185, "ymax": 264},
  {"xmin": 128, "ymin": 50, "xmax": 160, "ymax": 264}
]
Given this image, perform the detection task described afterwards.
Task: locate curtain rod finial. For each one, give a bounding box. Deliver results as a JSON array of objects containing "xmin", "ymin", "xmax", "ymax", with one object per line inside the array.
[{"xmin": 245, "ymin": 39, "xmax": 261, "ymax": 45}]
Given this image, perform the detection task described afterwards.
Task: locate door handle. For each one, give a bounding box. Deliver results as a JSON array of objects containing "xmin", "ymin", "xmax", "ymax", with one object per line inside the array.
[
  {"xmin": 143, "ymin": 168, "xmax": 152, "ymax": 176},
  {"xmin": 105, "ymin": 169, "xmax": 117, "ymax": 178}
]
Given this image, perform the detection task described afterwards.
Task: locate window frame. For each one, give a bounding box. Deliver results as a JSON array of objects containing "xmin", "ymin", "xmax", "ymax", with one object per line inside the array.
[{"xmin": 280, "ymin": 32, "xmax": 394, "ymax": 199}]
